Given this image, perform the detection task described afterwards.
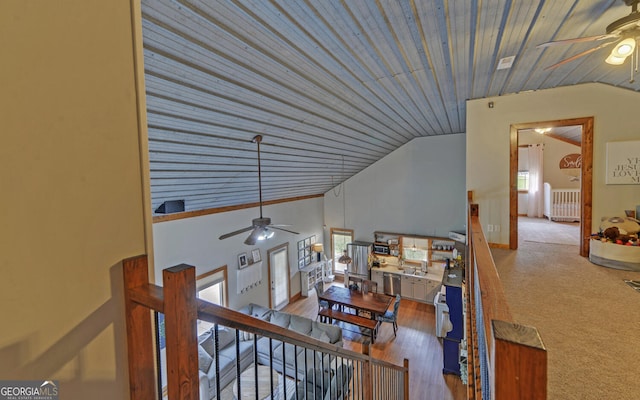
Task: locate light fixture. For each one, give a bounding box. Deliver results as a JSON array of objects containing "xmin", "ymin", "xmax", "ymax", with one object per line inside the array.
[
  {"xmin": 613, "ymin": 38, "xmax": 635, "ymax": 57},
  {"xmin": 257, "ymin": 228, "xmax": 274, "ymax": 241},
  {"xmin": 312, "ymin": 243, "xmax": 324, "ymax": 262},
  {"xmin": 605, "ymin": 54, "xmax": 626, "ymax": 65},
  {"xmin": 603, "ymin": 36, "xmax": 640, "ymax": 83},
  {"xmin": 534, "ymin": 128, "xmax": 551, "ymax": 134},
  {"xmin": 606, "ymin": 37, "xmax": 636, "ymax": 65},
  {"xmin": 338, "ymin": 249, "xmax": 352, "ymax": 265}
]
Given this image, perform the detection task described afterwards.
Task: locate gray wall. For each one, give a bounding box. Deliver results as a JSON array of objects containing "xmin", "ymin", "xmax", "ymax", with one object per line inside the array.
[
  {"xmin": 323, "ymin": 134, "xmax": 467, "ymax": 245},
  {"xmin": 153, "ymin": 198, "xmax": 324, "ymax": 310}
]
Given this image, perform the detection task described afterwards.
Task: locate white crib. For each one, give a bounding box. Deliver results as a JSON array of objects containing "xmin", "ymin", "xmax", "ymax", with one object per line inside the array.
[{"xmin": 543, "ymin": 182, "xmax": 581, "ymax": 222}]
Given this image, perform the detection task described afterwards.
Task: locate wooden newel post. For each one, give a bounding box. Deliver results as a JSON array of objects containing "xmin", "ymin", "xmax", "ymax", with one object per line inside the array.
[
  {"xmin": 163, "ymin": 264, "xmax": 199, "ymax": 400},
  {"xmin": 361, "ymin": 342, "xmax": 372, "ymax": 400},
  {"xmin": 491, "ymin": 320, "xmax": 547, "ymax": 400},
  {"xmin": 123, "ymin": 255, "xmax": 156, "ymax": 400}
]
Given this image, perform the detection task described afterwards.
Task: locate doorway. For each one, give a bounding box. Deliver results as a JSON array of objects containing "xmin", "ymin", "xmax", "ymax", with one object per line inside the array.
[
  {"xmin": 509, "ymin": 117, "xmax": 593, "ymax": 257},
  {"xmin": 268, "ymin": 243, "xmax": 290, "ymax": 310}
]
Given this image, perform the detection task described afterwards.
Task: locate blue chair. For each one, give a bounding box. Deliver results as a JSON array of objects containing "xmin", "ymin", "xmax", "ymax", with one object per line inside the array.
[{"xmin": 377, "ymin": 294, "xmax": 401, "ymax": 336}]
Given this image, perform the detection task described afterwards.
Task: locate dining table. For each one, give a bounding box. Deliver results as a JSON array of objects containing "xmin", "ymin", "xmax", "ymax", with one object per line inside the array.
[{"xmin": 318, "ymin": 285, "xmax": 393, "ymax": 320}]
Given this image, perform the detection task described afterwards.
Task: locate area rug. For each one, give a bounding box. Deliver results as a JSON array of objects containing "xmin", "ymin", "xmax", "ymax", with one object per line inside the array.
[{"xmin": 217, "ymin": 364, "xmax": 296, "ymax": 400}]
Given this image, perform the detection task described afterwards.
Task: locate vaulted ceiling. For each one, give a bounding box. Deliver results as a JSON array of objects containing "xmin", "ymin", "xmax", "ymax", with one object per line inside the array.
[{"xmin": 142, "ymin": 0, "xmax": 640, "ymax": 215}]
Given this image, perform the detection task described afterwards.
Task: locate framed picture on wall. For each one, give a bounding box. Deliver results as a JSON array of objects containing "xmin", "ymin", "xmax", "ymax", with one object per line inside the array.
[
  {"xmin": 298, "ymin": 240, "xmax": 305, "ymax": 250},
  {"xmin": 238, "ymin": 253, "xmax": 248, "ymax": 269},
  {"xmin": 304, "ymin": 238, "xmax": 311, "ymax": 248},
  {"xmin": 251, "ymin": 249, "xmax": 261, "ymax": 263},
  {"xmin": 311, "ymin": 235, "xmax": 317, "ymax": 244}
]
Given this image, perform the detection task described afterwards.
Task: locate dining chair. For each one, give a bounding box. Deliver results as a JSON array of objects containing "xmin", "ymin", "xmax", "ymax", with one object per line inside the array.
[
  {"xmin": 362, "ymin": 279, "xmax": 378, "ymax": 294},
  {"xmin": 377, "ymin": 294, "xmax": 401, "ymax": 336},
  {"xmin": 315, "ymin": 281, "xmax": 330, "ymax": 320}
]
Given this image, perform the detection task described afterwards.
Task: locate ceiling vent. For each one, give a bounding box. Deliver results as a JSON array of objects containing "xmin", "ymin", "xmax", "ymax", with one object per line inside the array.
[{"xmin": 497, "ymin": 56, "xmax": 515, "ymax": 70}]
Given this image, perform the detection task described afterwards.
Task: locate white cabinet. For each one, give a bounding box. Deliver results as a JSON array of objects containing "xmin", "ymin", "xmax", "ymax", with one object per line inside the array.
[
  {"xmin": 300, "ymin": 261, "xmax": 326, "ymax": 297},
  {"xmin": 401, "ymin": 275, "xmax": 441, "ymax": 304},
  {"xmin": 401, "ymin": 275, "xmax": 427, "ymax": 301},
  {"xmin": 425, "ymin": 279, "xmax": 442, "ymax": 304},
  {"xmin": 413, "ymin": 279, "xmax": 427, "ymax": 300},
  {"xmin": 371, "ymin": 269, "xmax": 384, "ymax": 293}
]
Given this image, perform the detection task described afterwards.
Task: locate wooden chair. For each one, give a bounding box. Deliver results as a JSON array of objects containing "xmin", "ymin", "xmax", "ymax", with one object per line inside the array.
[
  {"xmin": 314, "ymin": 281, "xmax": 330, "ymax": 321},
  {"xmin": 347, "ymin": 275, "xmax": 364, "ymax": 290},
  {"xmin": 362, "ymin": 279, "xmax": 378, "ymax": 294}
]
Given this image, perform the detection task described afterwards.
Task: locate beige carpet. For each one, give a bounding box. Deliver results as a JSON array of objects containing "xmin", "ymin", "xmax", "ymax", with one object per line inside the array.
[{"xmin": 492, "ymin": 217, "xmax": 640, "ymax": 400}]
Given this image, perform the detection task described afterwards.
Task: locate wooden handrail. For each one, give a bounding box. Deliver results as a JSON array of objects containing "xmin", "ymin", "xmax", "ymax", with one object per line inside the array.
[
  {"xmin": 467, "ymin": 203, "xmax": 547, "ymax": 400},
  {"xmin": 123, "ymin": 255, "xmax": 408, "ymax": 400},
  {"xmin": 469, "ymin": 212, "xmax": 512, "ymax": 355}
]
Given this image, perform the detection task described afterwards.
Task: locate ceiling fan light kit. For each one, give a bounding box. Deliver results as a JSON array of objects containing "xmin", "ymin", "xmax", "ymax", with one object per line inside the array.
[
  {"xmin": 218, "ymin": 135, "xmax": 299, "ymax": 245},
  {"xmin": 606, "ymin": 53, "xmax": 627, "ymax": 65},
  {"xmin": 539, "ymin": 0, "xmax": 640, "ymax": 80}
]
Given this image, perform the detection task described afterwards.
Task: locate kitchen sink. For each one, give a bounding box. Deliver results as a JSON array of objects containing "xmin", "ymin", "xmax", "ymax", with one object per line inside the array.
[{"xmin": 403, "ymin": 267, "xmax": 416, "ymax": 275}]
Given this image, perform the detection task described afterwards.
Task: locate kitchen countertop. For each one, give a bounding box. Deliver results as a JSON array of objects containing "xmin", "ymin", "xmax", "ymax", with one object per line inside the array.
[{"xmin": 371, "ymin": 263, "xmax": 445, "ymax": 282}]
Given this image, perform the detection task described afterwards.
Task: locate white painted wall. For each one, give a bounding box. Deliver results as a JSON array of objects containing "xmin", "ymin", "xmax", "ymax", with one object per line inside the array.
[
  {"xmin": 323, "ymin": 135, "xmax": 467, "ymax": 245},
  {"xmin": 153, "ymin": 198, "xmax": 324, "ymax": 309},
  {"xmin": 467, "ymin": 83, "xmax": 640, "ymax": 245},
  {"xmin": 1, "ymin": 1, "xmax": 149, "ymax": 398}
]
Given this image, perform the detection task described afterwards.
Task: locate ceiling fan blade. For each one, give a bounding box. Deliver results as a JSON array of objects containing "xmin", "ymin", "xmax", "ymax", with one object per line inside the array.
[
  {"xmin": 219, "ymin": 226, "xmax": 254, "ymax": 240},
  {"xmin": 244, "ymin": 228, "xmax": 262, "ymax": 245},
  {"xmin": 537, "ymin": 34, "xmax": 619, "ymax": 49},
  {"xmin": 543, "ymin": 41, "xmax": 617, "ymax": 70},
  {"xmin": 270, "ymin": 226, "xmax": 300, "ymax": 235}
]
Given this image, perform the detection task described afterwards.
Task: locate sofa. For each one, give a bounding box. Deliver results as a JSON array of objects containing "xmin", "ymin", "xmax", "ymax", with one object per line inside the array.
[
  {"xmin": 238, "ymin": 303, "xmax": 344, "ymax": 379},
  {"xmin": 197, "ymin": 325, "xmax": 254, "ymax": 400},
  {"xmin": 290, "ymin": 364, "xmax": 353, "ymax": 400}
]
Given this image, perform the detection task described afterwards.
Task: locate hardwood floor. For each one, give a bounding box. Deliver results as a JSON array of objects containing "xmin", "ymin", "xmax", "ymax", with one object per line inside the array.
[{"xmin": 282, "ymin": 281, "xmax": 466, "ymax": 400}]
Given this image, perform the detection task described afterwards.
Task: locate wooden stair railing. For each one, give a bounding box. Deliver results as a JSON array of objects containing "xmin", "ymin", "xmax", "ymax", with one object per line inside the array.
[
  {"xmin": 123, "ymin": 256, "xmax": 408, "ymax": 400},
  {"xmin": 466, "ymin": 201, "xmax": 547, "ymax": 399}
]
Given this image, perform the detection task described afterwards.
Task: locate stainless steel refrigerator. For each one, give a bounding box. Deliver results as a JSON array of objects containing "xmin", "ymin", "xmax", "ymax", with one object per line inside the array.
[{"xmin": 346, "ymin": 241, "xmax": 373, "ymax": 278}]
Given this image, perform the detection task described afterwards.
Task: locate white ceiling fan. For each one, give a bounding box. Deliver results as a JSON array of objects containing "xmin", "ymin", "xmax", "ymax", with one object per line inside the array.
[
  {"xmin": 538, "ymin": 0, "xmax": 640, "ymax": 75},
  {"xmin": 218, "ymin": 135, "xmax": 299, "ymax": 245}
]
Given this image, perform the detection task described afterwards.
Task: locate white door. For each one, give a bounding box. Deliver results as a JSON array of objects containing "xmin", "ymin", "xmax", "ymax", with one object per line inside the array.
[{"xmin": 269, "ymin": 245, "xmax": 289, "ymax": 310}]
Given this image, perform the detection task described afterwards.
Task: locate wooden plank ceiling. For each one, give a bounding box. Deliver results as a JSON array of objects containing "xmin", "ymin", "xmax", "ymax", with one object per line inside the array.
[{"xmin": 142, "ymin": 0, "xmax": 639, "ymax": 214}]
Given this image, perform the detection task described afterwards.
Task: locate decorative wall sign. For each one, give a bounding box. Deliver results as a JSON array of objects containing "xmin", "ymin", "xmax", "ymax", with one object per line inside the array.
[
  {"xmin": 559, "ymin": 153, "xmax": 582, "ymax": 169},
  {"xmin": 606, "ymin": 141, "xmax": 640, "ymax": 185},
  {"xmin": 560, "ymin": 153, "xmax": 582, "ymax": 181}
]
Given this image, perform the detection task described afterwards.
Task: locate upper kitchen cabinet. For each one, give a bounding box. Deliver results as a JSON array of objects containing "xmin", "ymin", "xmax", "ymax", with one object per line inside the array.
[{"xmin": 373, "ymin": 231, "xmax": 401, "ymax": 257}]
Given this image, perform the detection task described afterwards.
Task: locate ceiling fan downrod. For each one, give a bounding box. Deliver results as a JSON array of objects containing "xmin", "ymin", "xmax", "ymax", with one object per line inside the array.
[{"xmin": 252, "ymin": 135, "xmax": 263, "ymax": 219}]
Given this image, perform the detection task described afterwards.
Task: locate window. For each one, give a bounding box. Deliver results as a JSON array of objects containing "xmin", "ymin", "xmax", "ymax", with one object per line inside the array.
[
  {"xmin": 402, "ymin": 237, "xmax": 428, "ymax": 262},
  {"xmin": 196, "ymin": 266, "xmax": 228, "ymax": 334},
  {"xmin": 517, "ymin": 171, "xmax": 530, "ymax": 191},
  {"xmin": 330, "ymin": 228, "xmax": 353, "ymax": 274}
]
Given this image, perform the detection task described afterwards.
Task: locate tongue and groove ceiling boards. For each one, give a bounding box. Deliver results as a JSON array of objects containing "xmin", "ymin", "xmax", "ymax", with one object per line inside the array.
[{"xmin": 141, "ymin": 0, "xmax": 639, "ymax": 214}]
